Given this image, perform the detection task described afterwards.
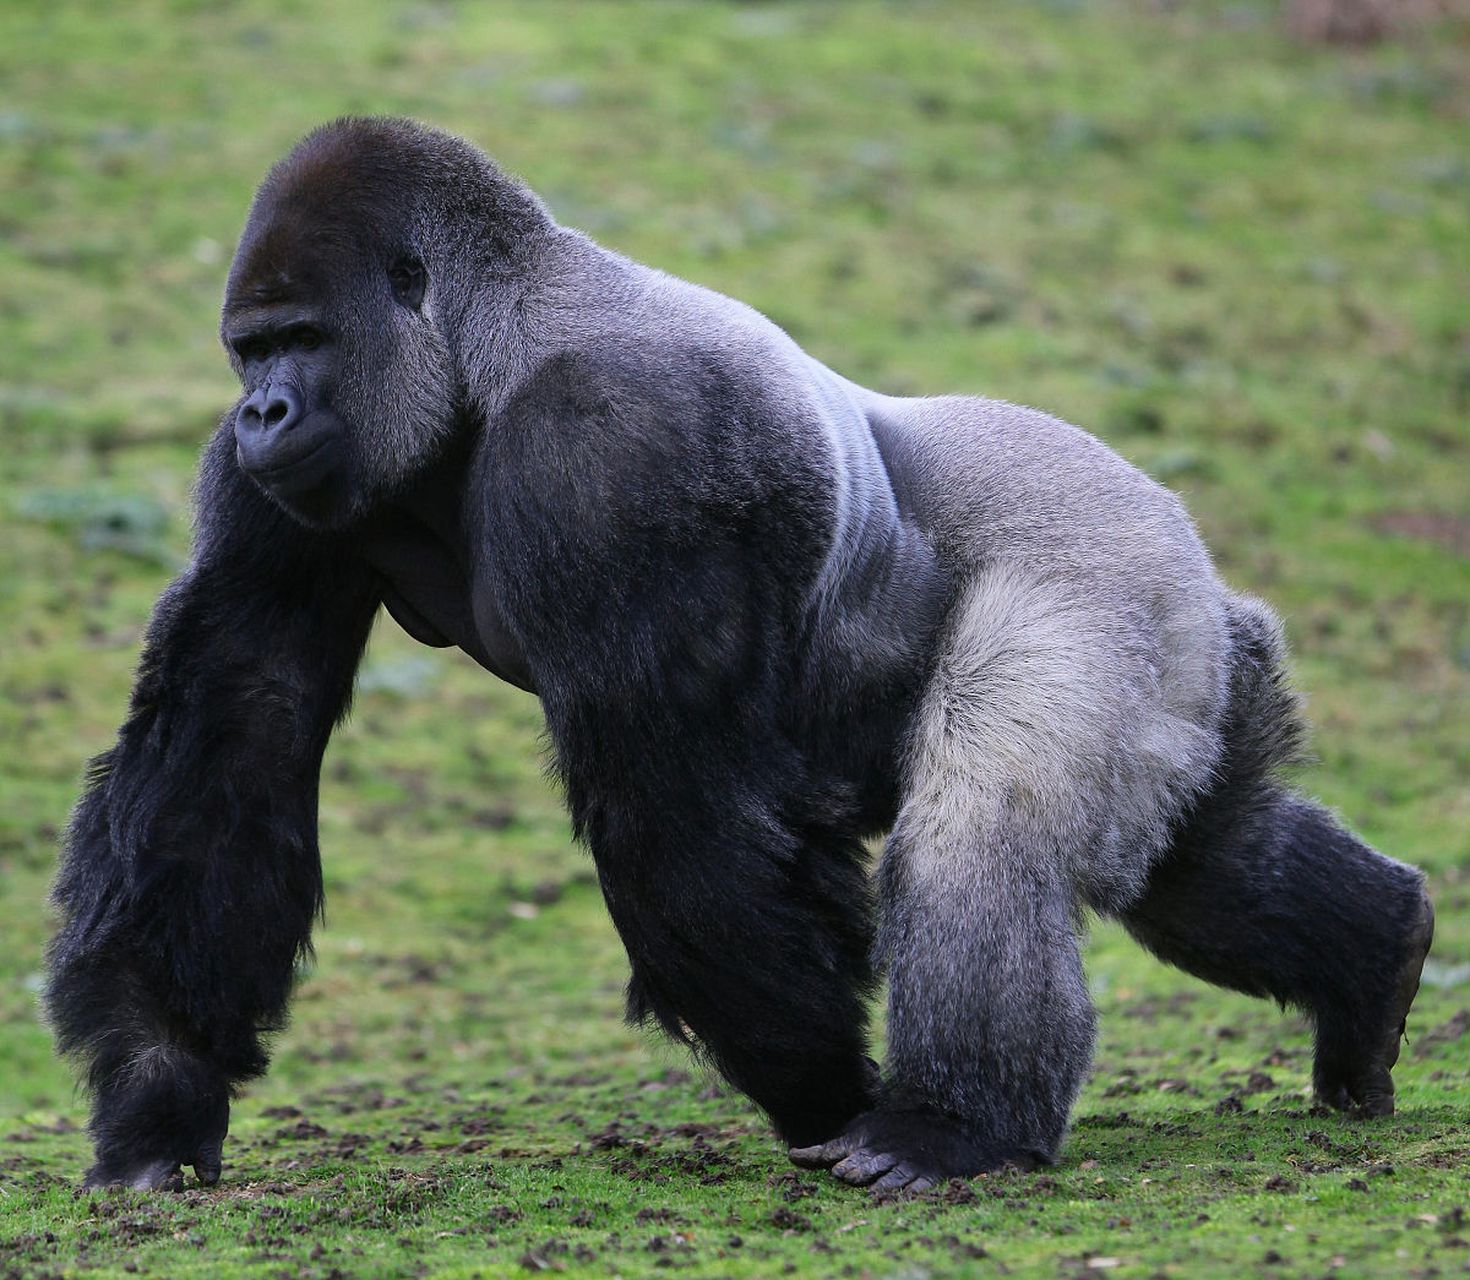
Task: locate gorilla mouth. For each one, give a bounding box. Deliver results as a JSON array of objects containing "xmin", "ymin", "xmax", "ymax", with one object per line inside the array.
[
  {"xmin": 250, "ymin": 434, "xmax": 334, "ymax": 478},
  {"xmin": 239, "ymin": 433, "xmax": 343, "ymax": 507}
]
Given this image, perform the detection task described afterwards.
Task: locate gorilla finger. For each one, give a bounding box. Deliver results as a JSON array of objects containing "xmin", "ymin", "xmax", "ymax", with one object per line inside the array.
[
  {"xmin": 193, "ymin": 1141, "xmax": 223, "ymax": 1186},
  {"xmin": 129, "ymin": 1159, "xmax": 185, "ymax": 1192},
  {"xmin": 832, "ymin": 1148, "xmax": 900, "ymax": 1185},
  {"xmin": 1355, "ymin": 1087, "xmax": 1395, "ymax": 1118},
  {"xmin": 81, "ymin": 1162, "xmax": 119, "ymax": 1190},
  {"xmin": 870, "ymin": 1163, "xmax": 923, "ymax": 1193},
  {"xmin": 789, "ymin": 1138, "xmax": 854, "ymax": 1169}
]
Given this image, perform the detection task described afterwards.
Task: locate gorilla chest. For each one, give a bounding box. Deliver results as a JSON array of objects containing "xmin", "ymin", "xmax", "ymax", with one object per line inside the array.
[{"xmin": 361, "ymin": 510, "xmax": 535, "ymax": 692}]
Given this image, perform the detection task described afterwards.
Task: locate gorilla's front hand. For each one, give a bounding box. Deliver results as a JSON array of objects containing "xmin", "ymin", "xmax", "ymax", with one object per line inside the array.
[
  {"xmin": 789, "ymin": 1109, "xmax": 1040, "ymax": 1194},
  {"xmin": 82, "ymin": 1067, "xmax": 229, "ymax": 1191}
]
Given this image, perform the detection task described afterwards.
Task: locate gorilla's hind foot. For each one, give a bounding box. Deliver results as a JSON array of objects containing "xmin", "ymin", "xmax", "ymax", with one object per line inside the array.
[
  {"xmin": 1314, "ymin": 889, "xmax": 1435, "ymax": 1118},
  {"xmin": 789, "ymin": 1109, "xmax": 1041, "ymax": 1193}
]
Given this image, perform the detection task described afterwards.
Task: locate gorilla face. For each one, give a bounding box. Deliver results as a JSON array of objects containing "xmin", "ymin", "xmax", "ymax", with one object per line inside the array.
[
  {"xmin": 222, "ymin": 151, "xmax": 456, "ymax": 530},
  {"xmin": 226, "ymin": 309, "xmax": 353, "ymax": 523}
]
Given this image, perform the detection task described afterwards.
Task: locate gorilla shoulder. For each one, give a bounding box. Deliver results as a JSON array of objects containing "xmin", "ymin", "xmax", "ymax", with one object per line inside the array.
[{"xmin": 487, "ymin": 345, "xmax": 833, "ymax": 565}]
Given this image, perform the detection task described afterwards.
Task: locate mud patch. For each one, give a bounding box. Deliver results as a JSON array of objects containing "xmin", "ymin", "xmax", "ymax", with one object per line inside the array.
[
  {"xmin": 1371, "ymin": 512, "xmax": 1470, "ymax": 559},
  {"xmin": 1414, "ymin": 1009, "xmax": 1470, "ymax": 1057}
]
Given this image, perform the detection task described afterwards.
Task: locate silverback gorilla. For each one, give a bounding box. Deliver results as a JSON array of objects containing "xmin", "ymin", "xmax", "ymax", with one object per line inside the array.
[{"xmin": 47, "ymin": 118, "xmax": 1434, "ymax": 1193}]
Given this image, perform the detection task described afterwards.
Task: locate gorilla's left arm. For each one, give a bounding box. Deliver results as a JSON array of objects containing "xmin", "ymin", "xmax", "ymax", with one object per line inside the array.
[
  {"xmin": 480, "ymin": 350, "xmax": 880, "ymax": 1148},
  {"xmin": 44, "ymin": 426, "xmax": 380, "ymax": 1189}
]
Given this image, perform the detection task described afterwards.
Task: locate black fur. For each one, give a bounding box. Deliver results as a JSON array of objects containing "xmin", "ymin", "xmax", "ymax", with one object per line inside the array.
[
  {"xmin": 46, "ymin": 431, "xmax": 379, "ymax": 1187},
  {"xmin": 1124, "ymin": 602, "xmax": 1433, "ymax": 1117},
  {"xmin": 46, "ymin": 117, "xmax": 1432, "ymax": 1190}
]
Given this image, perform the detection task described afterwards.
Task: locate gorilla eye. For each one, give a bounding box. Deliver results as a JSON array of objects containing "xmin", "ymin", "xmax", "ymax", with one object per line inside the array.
[
  {"xmin": 388, "ymin": 258, "xmax": 426, "ymax": 310},
  {"xmin": 233, "ymin": 336, "xmax": 268, "ymax": 364},
  {"xmin": 293, "ymin": 326, "xmax": 323, "ymax": 352}
]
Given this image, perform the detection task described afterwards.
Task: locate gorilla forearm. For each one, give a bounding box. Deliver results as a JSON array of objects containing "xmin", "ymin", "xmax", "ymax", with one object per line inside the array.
[
  {"xmin": 45, "ymin": 438, "xmax": 379, "ymax": 1188},
  {"xmin": 574, "ymin": 746, "xmax": 880, "ymax": 1146}
]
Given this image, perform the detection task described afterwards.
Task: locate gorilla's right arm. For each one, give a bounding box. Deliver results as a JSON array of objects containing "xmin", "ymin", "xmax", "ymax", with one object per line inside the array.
[{"xmin": 44, "ymin": 426, "xmax": 380, "ymax": 1190}]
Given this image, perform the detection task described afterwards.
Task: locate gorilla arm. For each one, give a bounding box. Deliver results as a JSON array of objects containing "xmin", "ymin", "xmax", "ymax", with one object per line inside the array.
[
  {"xmin": 480, "ymin": 350, "xmax": 880, "ymax": 1148},
  {"xmin": 44, "ymin": 424, "xmax": 380, "ymax": 1189}
]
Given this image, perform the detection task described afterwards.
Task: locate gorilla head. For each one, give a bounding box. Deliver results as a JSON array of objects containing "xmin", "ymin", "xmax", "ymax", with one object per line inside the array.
[{"xmin": 221, "ymin": 118, "xmax": 548, "ymax": 528}]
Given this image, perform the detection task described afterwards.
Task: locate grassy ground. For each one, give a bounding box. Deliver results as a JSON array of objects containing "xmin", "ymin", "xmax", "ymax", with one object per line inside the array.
[{"xmin": 2, "ymin": 1, "xmax": 1468, "ymax": 1276}]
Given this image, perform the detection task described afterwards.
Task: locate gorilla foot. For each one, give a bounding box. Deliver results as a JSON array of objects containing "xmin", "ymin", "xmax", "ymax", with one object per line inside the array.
[
  {"xmin": 789, "ymin": 1109, "xmax": 1041, "ymax": 1193},
  {"xmin": 1314, "ymin": 891, "xmax": 1435, "ymax": 1117}
]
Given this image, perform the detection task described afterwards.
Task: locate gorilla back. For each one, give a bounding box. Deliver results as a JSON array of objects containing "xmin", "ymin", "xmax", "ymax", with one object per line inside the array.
[{"xmin": 46, "ymin": 117, "xmax": 1434, "ymax": 1193}]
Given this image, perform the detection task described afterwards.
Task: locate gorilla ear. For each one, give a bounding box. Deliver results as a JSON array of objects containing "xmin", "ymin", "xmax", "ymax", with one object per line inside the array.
[{"xmin": 388, "ymin": 257, "xmax": 426, "ymax": 311}]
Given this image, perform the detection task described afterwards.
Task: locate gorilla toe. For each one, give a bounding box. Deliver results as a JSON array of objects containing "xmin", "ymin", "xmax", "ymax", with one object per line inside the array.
[{"xmin": 790, "ymin": 1108, "xmax": 1041, "ymax": 1192}]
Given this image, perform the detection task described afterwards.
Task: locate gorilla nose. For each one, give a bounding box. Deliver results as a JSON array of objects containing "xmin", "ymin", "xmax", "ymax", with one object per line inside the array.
[
  {"xmin": 238, "ymin": 383, "xmax": 303, "ymax": 435},
  {"xmin": 234, "ymin": 383, "xmax": 325, "ymax": 477}
]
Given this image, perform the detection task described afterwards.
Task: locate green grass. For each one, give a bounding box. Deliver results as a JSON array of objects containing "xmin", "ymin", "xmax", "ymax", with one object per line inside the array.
[{"xmin": 2, "ymin": 1, "xmax": 1468, "ymax": 1276}]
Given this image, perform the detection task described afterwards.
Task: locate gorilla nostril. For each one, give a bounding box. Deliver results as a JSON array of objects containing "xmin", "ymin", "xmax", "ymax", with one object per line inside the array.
[
  {"xmin": 258, "ymin": 384, "xmax": 301, "ymax": 432},
  {"xmin": 238, "ymin": 387, "xmax": 269, "ymax": 429}
]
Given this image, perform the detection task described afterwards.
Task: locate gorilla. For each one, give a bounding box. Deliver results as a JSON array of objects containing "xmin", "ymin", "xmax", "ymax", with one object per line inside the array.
[{"xmin": 46, "ymin": 117, "xmax": 1434, "ymax": 1193}]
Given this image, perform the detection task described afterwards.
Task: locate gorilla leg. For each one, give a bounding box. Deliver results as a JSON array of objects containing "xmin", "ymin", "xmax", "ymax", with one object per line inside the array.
[
  {"xmin": 1124, "ymin": 786, "xmax": 1432, "ymax": 1115},
  {"xmin": 789, "ymin": 564, "xmax": 1164, "ymax": 1189},
  {"xmin": 791, "ymin": 805, "xmax": 1095, "ymax": 1190},
  {"xmin": 1123, "ymin": 593, "xmax": 1433, "ymax": 1115}
]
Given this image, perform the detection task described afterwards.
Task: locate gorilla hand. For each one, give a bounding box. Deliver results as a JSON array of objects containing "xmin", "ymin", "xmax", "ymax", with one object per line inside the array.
[{"xmin": 82, "ymin": 1055, "xmax": 229, "ymax": 1191}]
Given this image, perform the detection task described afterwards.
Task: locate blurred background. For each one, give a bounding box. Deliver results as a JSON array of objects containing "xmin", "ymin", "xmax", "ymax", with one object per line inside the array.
[{"xmin": 1, "ymin": 2, "xmax": 1467, "ymax": 1276}]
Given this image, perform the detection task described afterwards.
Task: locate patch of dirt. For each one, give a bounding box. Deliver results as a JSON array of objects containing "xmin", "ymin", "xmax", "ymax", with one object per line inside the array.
[
  {"xmin": 1287, "ymin": 0, "xmax": 1464, "ymax": 47},
  {"xmin": 302, "ymin": 1083, "xmax": 410, "ymax": 1115},
  {"xmin": 273, "ymin": 1120, "xmax": 329, "ymax": 1142},
  {"xmin": 930, "ymin": 1178, "xmax": 980, "ymax": 1205},
  {"xmin": 767, "ymin": 1169, "xmax": 819, "ymax": 1202},
  {"xmin": 467, "ymin": 804, "xmax": 517, "ymax": 830},
  {"xmin": 1118, "ymin": 991, "xmax": 1199, "ymax": 1022},
  {"xmin": 769, "ymin": 1206, "xmax": 812, "ymax": 1232},
  {"xmin": 1414, "ymin": 1009, "xmax": 1470, "ymax": 1058},
  {"xmin": 585, "ymin": 1118, "xmax": 738, "ymax": 1187},
  {"xmin": 519, "ymin": 1237, "xmax": 597, "ymax": 1269},
  {"xmin": 1371, "ymin": 512, "xmax": 1470, "ymax": 559}
]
